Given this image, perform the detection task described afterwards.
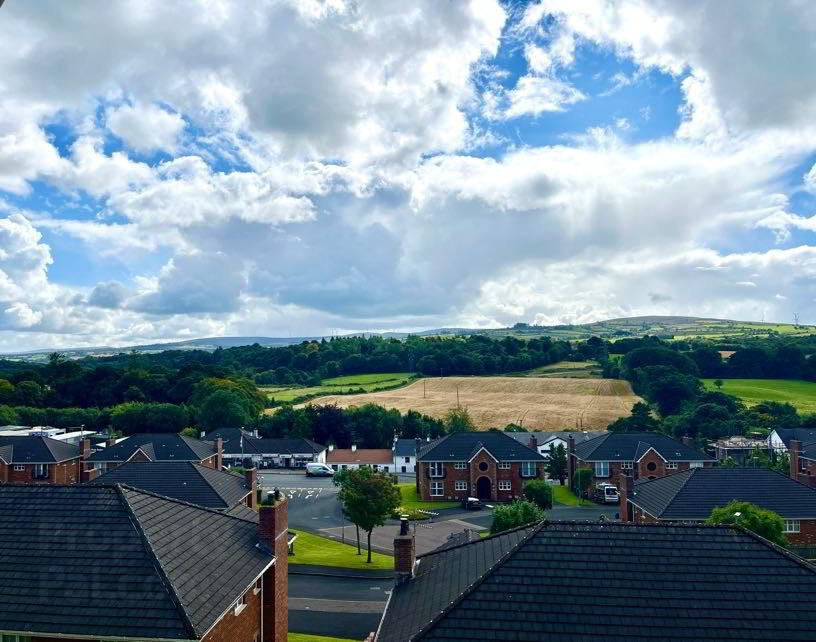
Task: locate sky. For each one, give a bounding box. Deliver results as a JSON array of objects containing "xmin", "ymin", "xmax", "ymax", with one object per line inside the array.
[{"xmin": 1, "ymin": 0, "xmax": 816, "ymax": 351}]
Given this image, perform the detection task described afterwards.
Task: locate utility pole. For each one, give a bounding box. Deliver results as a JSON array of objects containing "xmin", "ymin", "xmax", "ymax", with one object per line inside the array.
[
  {"xmin": 423, "ymin": 379, "xmax": 426, "ymax": 398},
  {"xmin": 456, "ymin": 384, "xmax": 460, "ymax": 408}
]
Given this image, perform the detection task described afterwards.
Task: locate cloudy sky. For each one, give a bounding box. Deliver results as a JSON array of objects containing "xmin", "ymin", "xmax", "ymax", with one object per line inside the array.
[{"xmin": 1, "ymin": 0, "xmax": 816, "ymax": 351}]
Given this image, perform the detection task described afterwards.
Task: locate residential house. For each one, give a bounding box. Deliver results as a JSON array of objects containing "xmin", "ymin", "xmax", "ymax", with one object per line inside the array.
[
  {"xmin": 507, "ymin": 430, "xmax": 604, "ymax": 459},
  {"xmin": 87, "ymin": 432, "xmax": 222, "ymax": 473},
  {"xmin": 205, "ymin": 428, "xmax": 326, "ymax": 469},
  {"xmin": 0, "ymin": 435, "xmax": 92, "ymax": 484},
  {"xmin": 620, "ymin": 467, "xmax": 816, "ymax": 547},
  {"xmin": 712, "ymin": 435, "xmax": 772, "ymax": 464},
  {"xmin": 374, "ymin": 518, "xmax": 816, "ymax": 641},
  {"xmin": 569, "ymin": 431, "xmax": 713, "ymax": 491},
  {"xmin": 92, "ymin": 460, "xmax": 259, "ymax": 510},
  {"xmin": 415, "ymin": 432, "xmax": 546, "ymax": 502},
  {"xmin": 327, "ymin": 445, "xmax": 394, "ymax": 472},
  {"xmin": 393, "ymin": 438, "xmax": 419, "ymax": 473},
  {"xmin": 768, "ymin": 428, "xmax": 816, "ymax": 453},
  {"xmin": 0, "ymin": 484, "xmax": 288, "ymax": 642}
]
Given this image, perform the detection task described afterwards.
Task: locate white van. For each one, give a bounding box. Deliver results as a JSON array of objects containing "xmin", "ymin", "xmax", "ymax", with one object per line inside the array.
[{"xmin": 306, "ymin": 463, "xmax": 334, "ymax": 477}]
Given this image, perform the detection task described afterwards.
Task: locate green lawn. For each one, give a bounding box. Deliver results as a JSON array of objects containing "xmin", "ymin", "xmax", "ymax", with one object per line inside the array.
[
  {"xmin": 396, "ymin": 483, "xmax": 458, "ymax": 518},
  {"xmin": 261, "ymin": 372, "xmax": 416, "ymax": 404},
  {"xmin": 288, "ymin": 634, "xmax": 358, "ymax": 642},
  {"xmin": 289, "ymin": 529, "xmax": 393, "ymax": 570},
  {"xmin": 702, "ymin": 378, "xmax": 816, "ymax": 414},
  {"xmin": 552, "ymin": 484, "xmax": 594, "ymax": 507}
]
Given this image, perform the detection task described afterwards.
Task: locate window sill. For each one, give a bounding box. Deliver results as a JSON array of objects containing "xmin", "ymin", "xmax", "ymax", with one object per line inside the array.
[{"xmin": 234, "ymin": 603, "xmax": 247, "ymax": 616}]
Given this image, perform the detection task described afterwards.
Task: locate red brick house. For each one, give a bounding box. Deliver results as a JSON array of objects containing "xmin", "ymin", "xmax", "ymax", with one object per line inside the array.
[
  {"xmin": 568, "ymin": 431, "xmax": 713, "ymax": 492},
  {"xmin": 415, "ymin": 432, "xmax": 546, "ymax": 502},
  {"xmin": 0, "ymin": 484, "xmax": 288, "ymax": 642},
  {"xmin": 87, "ymin": 432, "xmax": 222, "ymax": 473},
  {"xmin": 620, "ymin": 467, "xmax": 816, "ymax": 548},
  {"xmin": 0, "ymin": 435, "xmax": 91, "ymax": 484}
]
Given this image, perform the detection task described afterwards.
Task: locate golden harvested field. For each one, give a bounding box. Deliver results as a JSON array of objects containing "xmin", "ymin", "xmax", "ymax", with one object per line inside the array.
[{"xmin": 306, "ymin": 376, "xmax": 641, "ymax": 430}]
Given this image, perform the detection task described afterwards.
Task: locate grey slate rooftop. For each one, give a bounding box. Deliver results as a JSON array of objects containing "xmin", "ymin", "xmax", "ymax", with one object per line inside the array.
[
  {"xmin": 208, "ymin": 428, "xmax": 324, "ymax": 457},
  {"xmin": 394, "ymin": 438, "xmax": 419, "ymax": 457},
  {"xmin": 417, "ymin": 431, "xmax": 545, "ymax": 462},
  {"xmin": 0, "ymin": 484, "xmax": 272, "ymax": 640},
  {"xmin": 377, "ymin": 520, "xmax": 816, "ymax": 641},
  {"xmin": 0, "ymin": 435, "xmax": 80, "ymax": 463},
  {"xmin": 88, "ymin": 433, "xmax": 216, "ymax": 463},
  {"xmin": 574, "ymin": 431, "xmax": 713, "ymax": 462},
  {"xmin": 92, "ymin": 460, "xmax": 251, "ymax": 509},
  {"xmin": 631, "ymin": 467, "xmax": 816, "ymax": 519},
  {"xmin": 507, "ymin": 430, "xmax": 606, "ymax": 448}
]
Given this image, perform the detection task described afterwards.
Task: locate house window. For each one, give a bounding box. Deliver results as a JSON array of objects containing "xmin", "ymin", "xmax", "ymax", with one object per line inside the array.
[
  {"xmin": 430, "ymin": 481, "xmax": 443, "ymax": 497},
  {"xmin": 13, "ymin": 464, "xmax": 25, "ymax": 471},
  {"xmin": 234, "ymin": 591, "xmax": 248, "ymax": 615},
  {"xmin": 498, "ymin": 462, "xmax": 511, "ymax": 470},
  {"xmin": 621, "ymin": 462, "xmax": 633, "ymax": 470},
  {"xmin": 455, "ymin": 481, "xmax": 468, "ymax": 491},
  {"xmin": 454, "ymin": 462, "xmax": 467, "ymax": 470},
  {"xmin": 666, "ymin": 462, "xmax": 678, "ymax": 470},
  {"xmin": 690, "ymin": 461, "xmax": 703, "ymax": 468},
  {"xmin": 498, "ymin": 481, "xmax": 511, "ymax": 491},
  {"xmin": 478, "ymin": 461, "xmax": 488, "ymax": 472},
  {"xmin": 521, "ymin": 462, "xmax": 536, "ymax": 477},
  {"xmin": 784, "ymin": 520, "xmax": 801, "ymax": 533},
  {"xmin": 594, "ymin": 462, "xmax": 609, "ymax": 477},
  {"xmin": 404, "ymin": 457, "xmax": 410, "ymax": 463},
  {"xmin": 33, "ymin": 464, "xmax": 49, "ymax": 480},
  {"xmin": 401, "ymin": 466, "xmax": 406, "ymax": 473},
  {"xmin": 429, "ymin": 462, "xmax": 444, "ymax": 477},
  {"xmin": 254, "ymin": 578, "xmax": 262, "ymax": 594}
]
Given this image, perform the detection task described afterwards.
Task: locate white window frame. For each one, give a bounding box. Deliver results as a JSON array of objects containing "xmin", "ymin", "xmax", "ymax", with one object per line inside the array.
[
  {"xmin": 453, "ymin": 462, "xmax": 467, "ymax": 470},
  {"xmin": 498, "ymin": 462, "xmax": 511, "ymax": 470},
  {"xmin": 429, "ymin": 462, "xmax": 444, "ymax": 477},
  {"xmin": 666, "ymin": 462, "xmax": 678, "ymax": 470},
  {"xmin": 784, "ymin": 519, "xmax": 801, "ymax": 533},
  {"xmin": 498, "ymin": 480, "xmax": 511, "ymax": 491},
  {"xmin": 234, "ymin": 591, "xmax": 248, "ymax": 616},
  {"xmin": 454, "ymin": 480, "xmax": 468, "ymax": 491},
  {"xmin": 594, "ymin": 461, "xmax": 609, "ymax": 477},
  {"xmin": 690, "ymin": 461, "xmax": 703, "ymax": 469},
  {"xmin": 13, "ymin": 464, "xmax": 25, "ymax": 471},
  {"xmin": 253, "ymin": 578, "xmax": 261, "ymax": 595},
  {"xmin": 621, "ymin": 461, "xmax": 633, "ymax": 470},
  {"xmin": 430, "ymin": 481, "xmax": 444, "ymax": 497},
  {"xmin": 521, "ymin": 462, "xmax": 536, "ymax": 477},
  {"xmin": 404, "ymin": 456, "xmax": 410, "ymax": 463},
  {"xmin": 33, "ymin": 463, "xmax": 49, "ymax": 479}
]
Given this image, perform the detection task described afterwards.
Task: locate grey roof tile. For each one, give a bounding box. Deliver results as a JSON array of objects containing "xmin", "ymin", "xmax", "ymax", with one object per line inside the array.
[
  {"xmin": 88, "ymin": 433, "xmax": 216, "ymax": 463},
  {"xmin": 575, "ymin": 432, "xmax": 713, "ymax": 462},
  {"xmin": 0, "ymin": 435, "xmax": 80, "ymax": 463},
  {"xmin": 418, "ymin": 432, "xmax": 545, "ymax": 462}
]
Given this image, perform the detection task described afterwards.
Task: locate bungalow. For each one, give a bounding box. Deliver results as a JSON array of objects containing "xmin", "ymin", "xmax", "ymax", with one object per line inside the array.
[
  {"xmin": 87, "ymin": 432, "xmax": 222, "ymax": 472},
  {"xmin": 768, "ymin": 427, "xmax": 816, "ymax": 453},
  {"xmin": 374, "ymin": 518, "xmax": 816, "ymax": 641},
  {"xmin": 415, "ymin": 431, "xmax": 546, "ymax": 502},
  {"xmin": 205, "ymin": 428, "xmax": 326, "ymax": 469},
  {"xmin": 92, "ymin": 460, "xmax": 259, "ymax": 510},
  {"xmin": 0, "ymin": 483, "xmax": 289, "ymax": 642},
  {"xmin": 0, "ymin": 435, "xmax": 92, "ymax": 484},
  {"xmin": 569, "ymin": 431, "xmax": 713, "ymax": 491},
  {"xmin": 327, "ymin": 445, "xmax": 395, "ymax": 472},
  {"xmin": 621, "ymin": 467, "xmax": 816, "ymax": 547}
]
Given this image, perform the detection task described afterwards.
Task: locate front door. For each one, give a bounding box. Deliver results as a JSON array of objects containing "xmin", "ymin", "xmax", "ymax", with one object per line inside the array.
[{"xmin": 476, "ymin": 476, "xmax": 491, "ymax": 500}]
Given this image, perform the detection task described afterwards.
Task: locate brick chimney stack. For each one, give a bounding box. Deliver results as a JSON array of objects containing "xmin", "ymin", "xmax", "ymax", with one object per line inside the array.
[
  {"xmin": 790, "ymin": 440, "xmax": 802, "ymax": 481},
  {"xmin": 681, "ymin": 435, "xmax": 693, "ymax": 447},
  {"xmin": 567, "ymin": 435, "xmax": 576, "ymax": 491},
  {"xmin": 245, "ymin": 468, "xmax": 258, "ymax": 510},
  {"xmin": 79, "ymin": 439, "xmax": 91, "ymax": 460},
  {"xmin": 106, "ymin": 438, "xmax": 117, "ymax": 448},
  {"xmin": 529, "ymin": 435, "xmax": 538, "ymax": 451},
  {"xmin": 259, "ymin": 495, "xmax": 288, "ymax": 642},
  {"xmin": 394, "ymin": 517, "xmax": 416, "ymax": 584},
  {"xmin": 214, "ymin": 437, "xmax": 223, "ymax": 470},
  {"xmin": 619, "ymin": 473, "xmax": 632, "ymax": 522}
]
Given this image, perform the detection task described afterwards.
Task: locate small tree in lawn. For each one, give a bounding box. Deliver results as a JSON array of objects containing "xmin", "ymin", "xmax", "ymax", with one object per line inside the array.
[
  {"xmin": 333, "ymin": 468, "xmax": 364, "ymax": 555},
  {"xmin": 573, "ymin": 467, "xmax": 593, "ymax": 500},
  {"xmin": 545, "ymin": 443, "xmax": 568, "ymax": 485},
  {"xmin": 713, "ymin": 379, "xmax": 724, "ymax": 390},
  {"xmin": 523, "ymin": 480, "xmax": 553, "ymax": 509},
  {"xmin": 490, "ymin": 499, "xmax": 546, "ymax": 535},
  {"xmin": 706, "ymin": 500, "xmax": 788, "ymax": 548}
]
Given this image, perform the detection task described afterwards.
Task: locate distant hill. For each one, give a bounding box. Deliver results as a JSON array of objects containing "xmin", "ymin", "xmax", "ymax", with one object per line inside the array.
[{"xmin": 3, "ymin": 315, "xmax": 813, "ymax": 361}]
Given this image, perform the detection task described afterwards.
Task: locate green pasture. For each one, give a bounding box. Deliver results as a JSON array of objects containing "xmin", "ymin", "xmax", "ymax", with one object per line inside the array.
[
  {"xmin": 261, "ymin": 372, "xmax": 416, "ymax": 404},
  {"xmin": 702, "ymin": 378, "xmax": 816, "ymax": 414}
]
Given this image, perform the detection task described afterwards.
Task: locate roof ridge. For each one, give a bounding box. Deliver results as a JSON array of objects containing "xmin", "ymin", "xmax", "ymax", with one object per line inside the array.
[
  {"xmin": 729, "ymin": 520, "xmax": 816, "ymax": 575},
  {"xmin": 579, "ymin": 431, "xmax": 609, "ymax": 458},
  {"xmin": 417, "ymin": 521, "xmax": 537, "ymax": 560},
  {"xmin": 649, "ymin": 468, "xmax": 698, "ymax": 517},
  {"xmin": 413, "ymin": 521, "xmax": 543, "ymax": 641},
  {"xmin": 114, "ymin": 485, "xmax": 199, "ymax": 639},
  {"xmin": 116, "ymin": 482, "xmax": 259, "ymax": 524}
]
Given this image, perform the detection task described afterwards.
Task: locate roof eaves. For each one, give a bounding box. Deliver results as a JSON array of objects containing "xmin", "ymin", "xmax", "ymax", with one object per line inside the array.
[{"xmin": 636, "ymin": 468, "xmax": 697, "ymax": 518}]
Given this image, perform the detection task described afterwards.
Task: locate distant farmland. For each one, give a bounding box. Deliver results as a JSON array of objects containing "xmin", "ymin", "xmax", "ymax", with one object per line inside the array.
[
  {"xmin": 306, "ymin": 376, "xmax": 640, "ymax": 430},
  {"xmin": 702, "ymin": 379, "xmax": 816, "ymax": 414}
]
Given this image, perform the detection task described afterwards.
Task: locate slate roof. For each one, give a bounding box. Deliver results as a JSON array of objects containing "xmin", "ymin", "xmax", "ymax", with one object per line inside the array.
[
  {"xmin": 631, "ymin": 467, "xmax": 816, "ymax": 520},
  {"xmin": 574, "ymin": 431, "xmax": 713, "ymax": 462},
  {"xmin": 377, "ymin": 520, "xmax": 816, "ymax": 641},
  {"xmin": 0, "ymin": 435, "xmax": 80, "ymax": 463},
  {"xmin": 0, "ymin": 484, "xmax": 274, "ymax": 640},
  {"xmin": 394, "ymin": 438, "xmax": 419, "ymax": 457},
  {"xmin": 88, "ymin": 433, "xmax": 216, "ymax": 463},
  {"xmin": 773, "ymin": 428, "xmax": 816, "ymax": 449},
  {"xmin": 327, "ymin": 448, "xmax": 394, "ymax": 464},
  {"xmin": 92, "ymin": 461, "xmax": 251, "ymax": 509},
  {"xmin": 417, "ymin": 432, "xmax": 545, "ymax": 462},
  {"xmin": 507, "ymin": 430, "xmax": 606, "ymax": 448},
  {"xmin": 211, "ymin": 429, "xmax": 325, "ymax": 457}
]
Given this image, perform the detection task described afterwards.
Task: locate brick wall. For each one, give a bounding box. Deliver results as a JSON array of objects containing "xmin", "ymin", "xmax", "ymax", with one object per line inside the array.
[
  {"xmin": 581, "ymin": 455, "xmax": 711, "ymax": 488},
  {"xmin": 260, "ymin": 499, "xmax": 288, "ymax": 642},
  {"xmin": 416, "ymin": 458, "xmax": 543, "ymax": 501},
  {"xmin": 0, "ymin": 458, "xmax": 81, "ymax": 485},
  {"xmin": 203, "ymin": 580, "xmax": 262, "ymax": 642}
]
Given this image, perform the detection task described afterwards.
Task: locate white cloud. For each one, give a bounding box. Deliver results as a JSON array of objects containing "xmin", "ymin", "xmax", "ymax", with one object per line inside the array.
[
  {"xmin": 805, "ymin": 163, "xmax": 816, "ymax": 193},
  {"xmin": 106, "ymin": 103, "xmax": 185, "ymax": 154}
]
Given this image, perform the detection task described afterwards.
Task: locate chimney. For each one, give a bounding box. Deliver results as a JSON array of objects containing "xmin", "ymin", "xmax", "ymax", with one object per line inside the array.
[
  {"xmin": 529, "ymin": 435, "xmax": 538, "ymax": 451},
  {"xmin": 245, "ymin": 468, "xmax": 258, "ymax": 510},
  {"xmin": 394, "ymin": 517, "xmax": 416, "ymax": 584},
  {"xmin": 259, "ymin": 494, "xmax": 288, "ymax": 642},
  {"xmin": 214, "ymin": 437, "xmax": 223, "ymax": 470},
  {"xmin": 619, "ymin": 473, "xmax": 632, "ymax": 522},
  {"xmin": 567, "ymin": 434, "xmax": 576, "ymax": 491},
  {"xmin": 328, "ymin": 444, "xmax": 334, "ymax": 452},
  {"xmin": 351, "ymin": 444, "xmax": 357, "ymax": 452},
  {"xmin": 79, "ymin": 439, "xmax": 91, "ymax": 460},
  {"xmin": 81, "ymin": 465, "xmax": 100, "ymax": 483},
  {"xmin": 106, "ymin": 438, "xmax": 117, "ymax": 448},
  {"xmin": 681, "ymin": 435, "xmax": 693, "ymax": 447},
  {"xmin": 200, "ymin": 430, "xmax": 206, "ymax": 438},
  {"xmin": 790, "ymin": 440, "xmax": 802, "ymax": 481}
]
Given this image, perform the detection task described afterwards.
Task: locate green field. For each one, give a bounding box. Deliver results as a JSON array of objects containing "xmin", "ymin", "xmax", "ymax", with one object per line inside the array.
[
  {"xmin": 703, "ymin": 379, "xmax": 816, "ymax": 414},
  {"xmin": 289, "ymin": 529, "xmax": 393, "ymax": 570},
  {"xmin": 520, "ymin": 360, "xmax": 601, "ymax": 378},
  {"xmin": 262, "ymin": 372, "xmax": 416, "ymax": 405}
]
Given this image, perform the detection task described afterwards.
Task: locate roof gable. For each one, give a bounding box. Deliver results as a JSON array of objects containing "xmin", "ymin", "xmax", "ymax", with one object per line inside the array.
[
  {"xmin": 418, "ymin": 432, "xmax": 545, "ymax": 462},
  {"xmin": 88, "ymin": 433, "xmax": 216, "ymax": 463},
  {"xmin": 0, "ymin": 435, "xmax": 80, "ymax": 463},
  {"xmin": 575, "ymin": 432, "xmax": 712, "ymax": 462}
]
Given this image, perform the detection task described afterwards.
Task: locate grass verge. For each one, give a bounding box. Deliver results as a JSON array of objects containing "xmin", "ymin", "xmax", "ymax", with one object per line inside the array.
[
  {"xmin": 395, "ymin": 482, "xmax": 458, "ymax": 519},
  {"xmin": 289, "ymin": 529, "xmax": 393, "ymax": 571},
  {"xmin": 552, "ymin": 484, "xmax": 594, "ymax": 507}
]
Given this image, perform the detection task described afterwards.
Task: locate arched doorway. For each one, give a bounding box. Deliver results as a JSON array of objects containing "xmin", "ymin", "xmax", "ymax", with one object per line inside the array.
[{"xmin": 476, "ymin": 476, "xmax": 491, "ymax": 500}]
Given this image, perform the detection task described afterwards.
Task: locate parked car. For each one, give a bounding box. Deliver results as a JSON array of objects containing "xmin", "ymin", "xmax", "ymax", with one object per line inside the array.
[
  {"xmin": 305, "ymin": 463, "xmax": 334, "ymax": 477},
  {"xmin": 461, "ymin": 497, "xmax": 483, "ymax": 510},
  {"xmin": 593, "ymin": 482, "xmax": 620, "ymax": 505}
]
